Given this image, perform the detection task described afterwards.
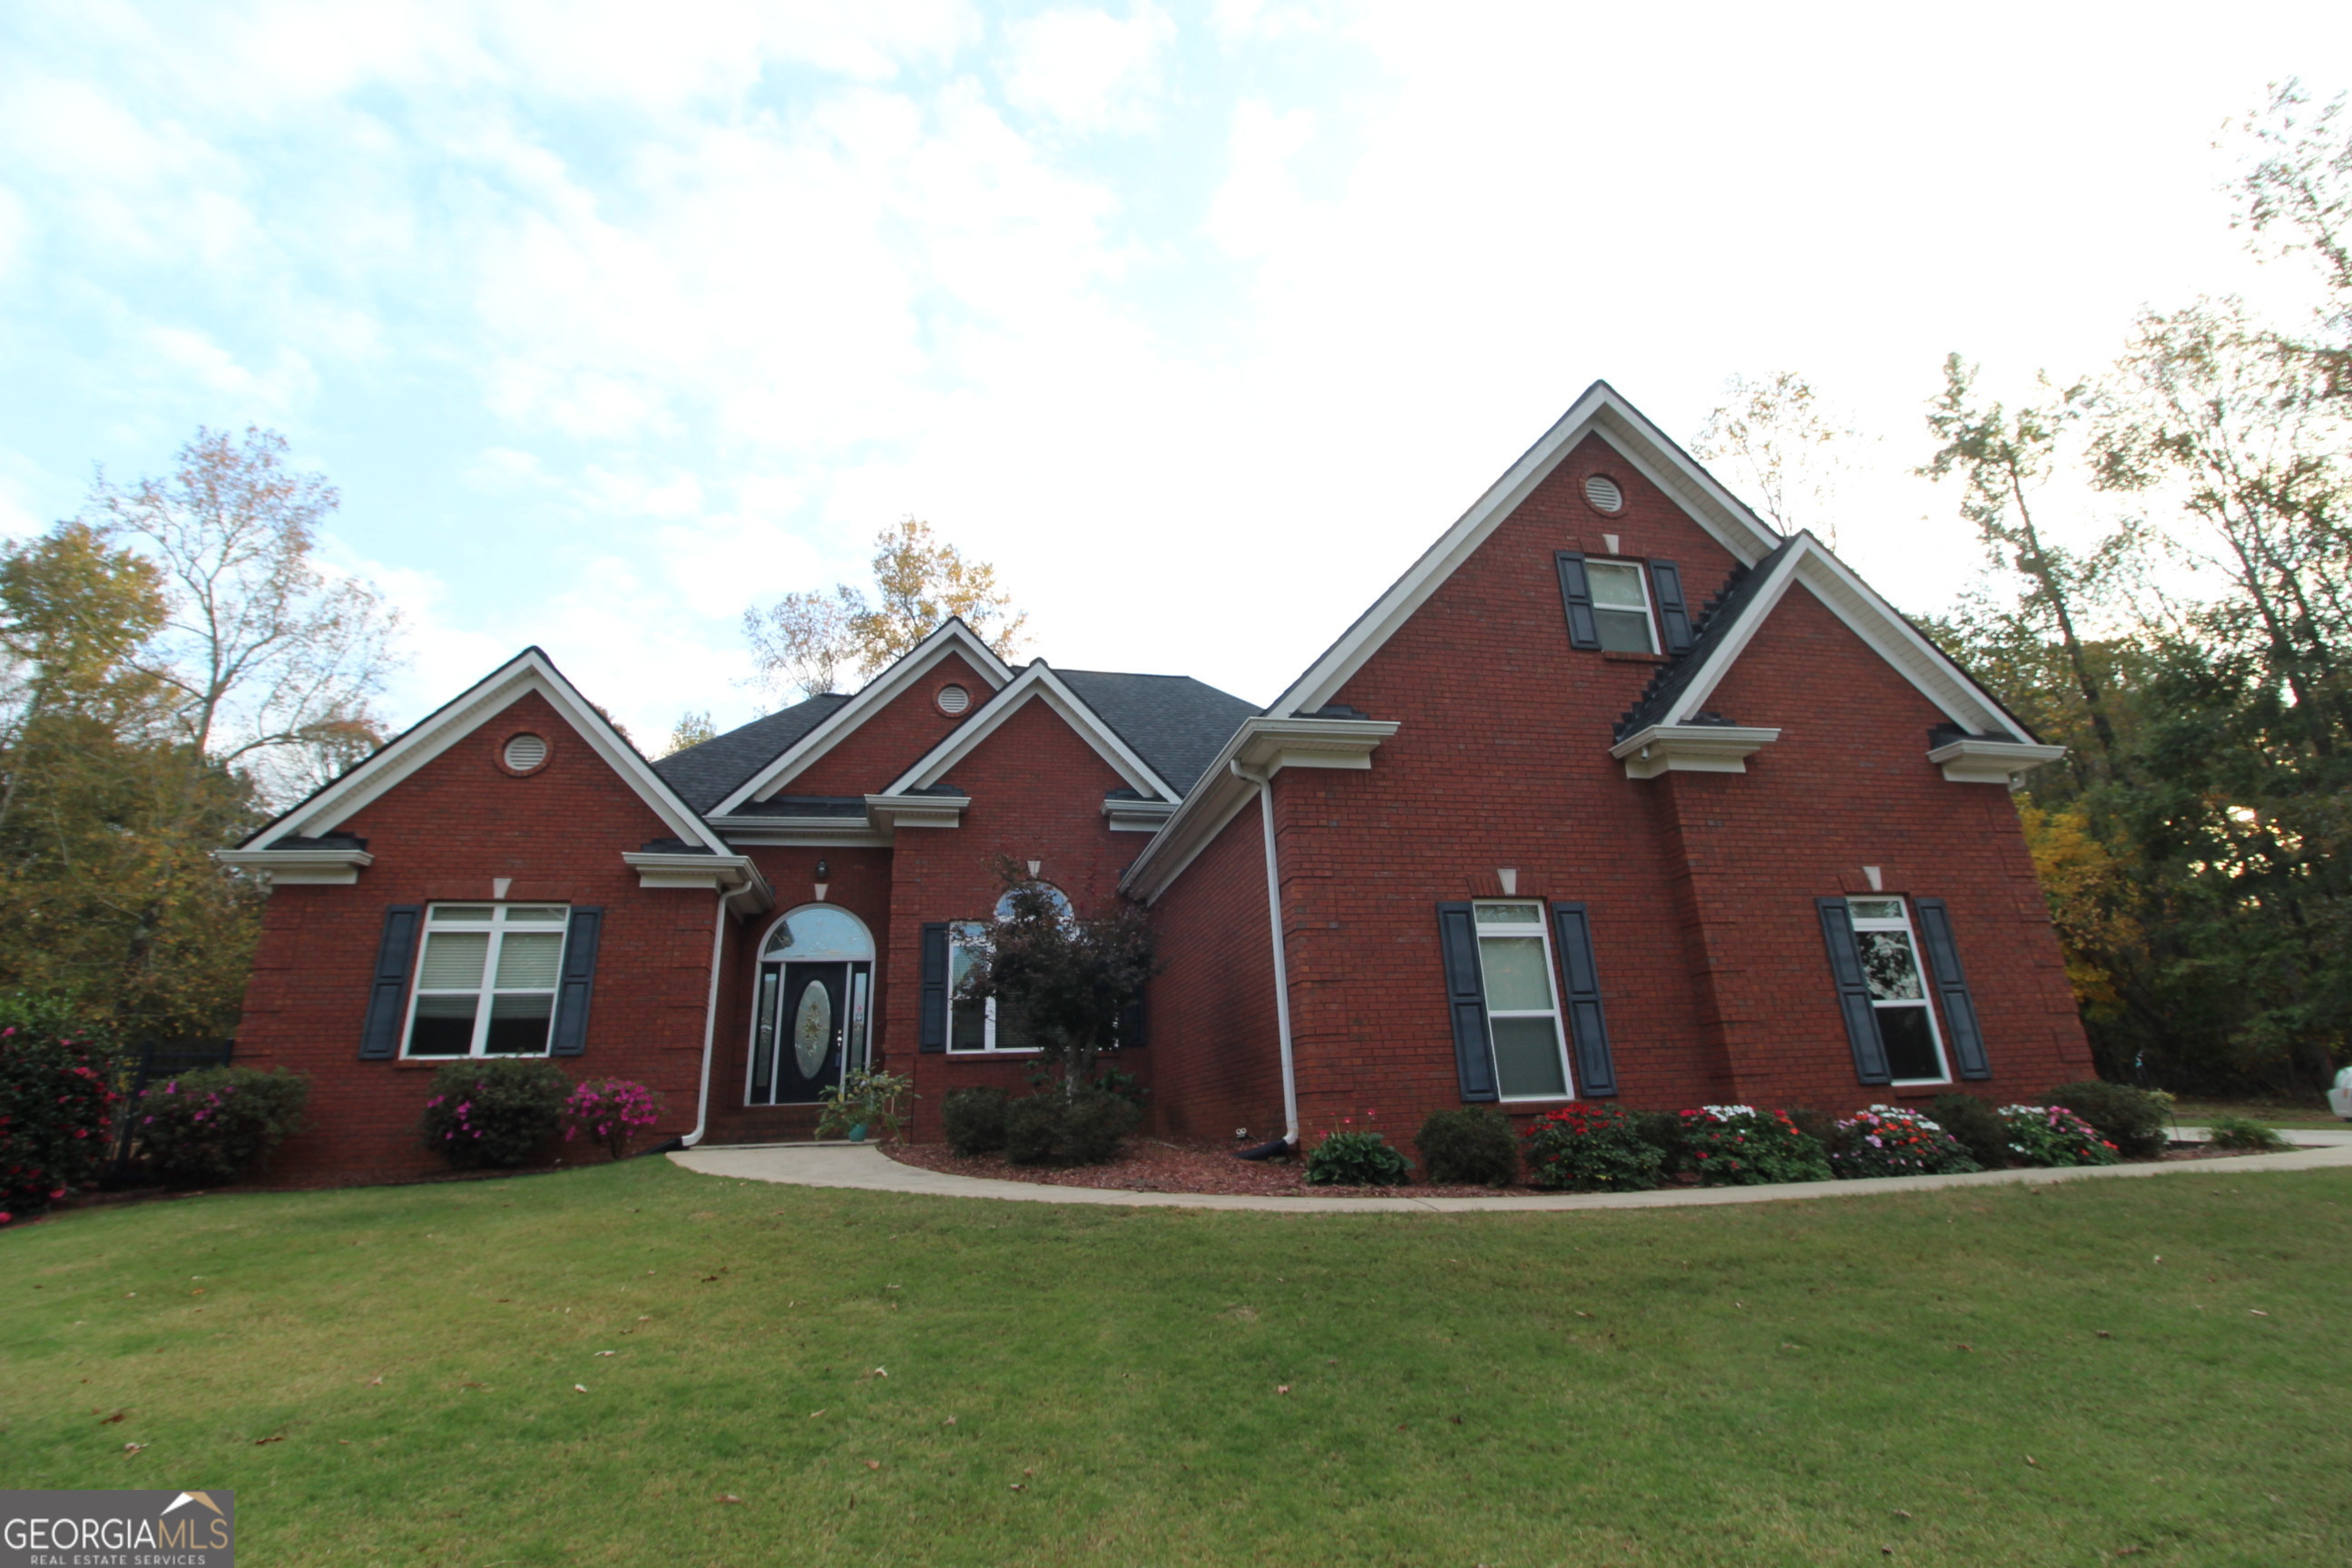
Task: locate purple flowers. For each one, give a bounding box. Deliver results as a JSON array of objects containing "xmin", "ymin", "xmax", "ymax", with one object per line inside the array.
[{"xmin": 561, "ymin": 1078, "xmax": 662, "ymax": 1161}]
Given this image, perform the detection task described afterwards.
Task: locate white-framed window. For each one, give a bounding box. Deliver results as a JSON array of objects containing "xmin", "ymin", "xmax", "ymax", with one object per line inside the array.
[
  {"xmin": 1586, "ymin": 560, "xmax": 1659, "ymax": 653},
  {"xmin": 1473, "ymin": 901, "xmax": 1575, "ymax": 1100},
  {"xmin": 404, "ymin": 903, "xmax": 570, "ymax": 1058},
  {"xmin": 1846, "ymin": 897, "xmax": 1950, "ymax": 1083},
  {"xmin": 946, "ymin": 884, "xmax": 1071, "ymax": 1053}
]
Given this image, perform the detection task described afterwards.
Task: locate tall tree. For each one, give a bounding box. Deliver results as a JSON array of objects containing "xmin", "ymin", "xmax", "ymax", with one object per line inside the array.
[
  {"xmin": 87, "ymin": 426, "xmax": 404, "ymax": 804},
  {"xmin": 745, "ymin": 518, "xmax": 1027, "ymax": 703},
  {"xmin": 1691, "ymin": 371, "xmax": 1858, "ymax": 544},
  {"xmin": 2232, "ymin": 79, "xmax": 2352, "ymax": 393},
  {"xmin": 1920, "ymin": 358, "xmax": 2129, "ymax": 774}
]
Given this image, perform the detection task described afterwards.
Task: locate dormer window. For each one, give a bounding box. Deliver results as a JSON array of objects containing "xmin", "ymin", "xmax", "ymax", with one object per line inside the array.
[{"xmin": 1585, "ymin": 560, "xmax": 1659, "ymax": 653}]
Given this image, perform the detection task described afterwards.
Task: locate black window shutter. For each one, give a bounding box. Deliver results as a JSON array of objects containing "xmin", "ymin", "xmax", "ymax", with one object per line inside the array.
[
  {"xmin": 1549, "ymin": 902, "xmax": 1618, "ymax": 1097},
  {"xmin": 1554, "ymin": 552, "xmax": 1602, "ymax": 650},
  {"xmin": 1649, "ymin": 560, "xmax": 1696, "ymax": 654},
  {"xmin": 1912, "ymin": 898, "xmax": 1992, "ymax": 1081},
  {"xmin": 1436, "ymin": 903, "xmax": 1499, "ymax": 1102},
  {"xmin": 548, "ymin": 906, "xmax": 603, "ymax": 1057},
  {"xmin": 1116, "ymin": 991, "xmax": 1147, "ymax": 1051},
  {"xmin": 919, "ymin": 922, "xmax": 949, "ymax": 1052},
  {"xmin": 359, "ymin": 906, "xmax": 422, "ymax": 1060},
  {"xmin": 1817, "ymin": 897, "xmax": 1891, "ymax": 1084}
]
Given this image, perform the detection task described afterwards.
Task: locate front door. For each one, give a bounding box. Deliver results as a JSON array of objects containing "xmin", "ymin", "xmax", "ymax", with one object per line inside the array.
[{"xmin": 750, "ymin": 961, "xmax": 852, "ymax": 1105}]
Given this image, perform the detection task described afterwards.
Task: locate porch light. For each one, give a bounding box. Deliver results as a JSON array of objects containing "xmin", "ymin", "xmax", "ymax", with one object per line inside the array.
[{"xmin": 815, "ymin": 858, "xmax": 830, "ymax": 903}]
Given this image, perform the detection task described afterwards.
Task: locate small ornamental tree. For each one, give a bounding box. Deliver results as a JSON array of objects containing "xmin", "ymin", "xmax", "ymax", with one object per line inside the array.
[
  {"xmin": 0, "ymin": 1018, "xmax": 119, "ymax": 1224},
  {"xmin": 955, "ymin": 858, "xmax": 1160, "ymax": 1094}
]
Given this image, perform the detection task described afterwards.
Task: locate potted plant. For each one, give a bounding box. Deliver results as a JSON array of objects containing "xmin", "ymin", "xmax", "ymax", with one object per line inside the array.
[{"xmin": 816, "ymin": 1067, "xmax": 914, "ymax": 1145}]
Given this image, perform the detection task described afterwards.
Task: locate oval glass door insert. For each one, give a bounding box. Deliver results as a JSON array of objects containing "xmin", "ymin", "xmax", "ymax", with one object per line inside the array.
[{"xmin": 793, "ymin": 983, "xmax": 834, "ymax": 1080}]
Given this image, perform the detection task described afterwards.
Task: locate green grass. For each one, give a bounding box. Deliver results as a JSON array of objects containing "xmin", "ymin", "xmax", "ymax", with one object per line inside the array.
[{"xmin": 5, "ymin": 1161, "xmax": 2349, "ymax": 1567}]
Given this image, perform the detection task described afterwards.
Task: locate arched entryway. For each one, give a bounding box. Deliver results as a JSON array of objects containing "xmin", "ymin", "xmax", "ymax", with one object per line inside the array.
[{"xmin": 746, "ymin": 905, "xmax": 875, "ymax": 1105}]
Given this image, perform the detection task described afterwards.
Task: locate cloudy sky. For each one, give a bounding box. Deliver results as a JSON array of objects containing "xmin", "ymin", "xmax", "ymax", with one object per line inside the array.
[{"xmin": 2, "ymin": 2, "xmax": 2345, "ymax": 742}]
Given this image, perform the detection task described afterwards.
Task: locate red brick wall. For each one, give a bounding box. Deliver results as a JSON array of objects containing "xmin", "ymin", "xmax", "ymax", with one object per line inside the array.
[
  {"xmin": 232, "ymin": 690, "xmax": 722, "ymax": 1184},
  {"xmin": 1136, "ymin": 798, "xmax": 1286, "ymax": 1143},
  {"xmin": 876, "ymin": 696, "xmax": 1152, "ymax": 1141},
  {"xmin": 781, "ymin": 651, "xmax": 997, "ymax": 797},
  {"xmin": 1222, "ymin": 434, "xmax": 2092, "ymax": 1161}
]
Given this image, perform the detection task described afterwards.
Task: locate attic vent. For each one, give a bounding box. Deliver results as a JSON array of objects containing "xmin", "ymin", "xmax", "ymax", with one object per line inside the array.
[
  {"xmin": 936, "ymin": 683, "xmax": 971, "ymax": 716},
  {"xmin": 1583, "ymin": 475, "xmax": 1624, "ymax": 514},
  {"xmin": 503, "ymin": 733, "xmax": 548, "ymax": 772}
]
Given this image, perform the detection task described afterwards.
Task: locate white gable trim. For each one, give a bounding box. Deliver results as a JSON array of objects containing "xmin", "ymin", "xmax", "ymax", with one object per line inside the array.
[
  {"xmin": 1266, "ymin": 381, "xmax": 1785, "ymax": 720},
  {"xmin": 1647, "ymin": 534, "xmax": 2034, "ymax": 741},
  {"xmin": 714, "ymin": 618, "xmax": 1014, "ymax": 814},
  {"xmin": 883, "ymin": 662, "xmax": 1176, "ymax": 802},
  {"xmin": 240, "ymin": 648, "xmax": 731, "ymax": 853}
]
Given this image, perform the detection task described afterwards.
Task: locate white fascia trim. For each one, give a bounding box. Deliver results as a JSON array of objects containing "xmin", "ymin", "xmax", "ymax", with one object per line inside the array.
[
  {"xmin": 1119, "ymin": 716, "xmax": 1398, "ymax": 904},
  {"xmin": 1609, "ymin": 724, "xmax": 1783, "ymax": 779},
  {"xmin": 881, "ymin": 662, "xmax": 1177, "ymax": 802},
  {"xmin": 244, "ymin": 649, "xmax": 729, "ymax": 855},
  {"xmin": 1265, "ymin": 381, "xmax": 1783, "ymax": 720},
  {"xmin": 708, "ymin": 816, "xmax": 893, "ymax": 848},
  {"xmin": 621, "ymin": 851, "xmax": 774, "ymax": 913},
  {"xmin": 1104, "ymin": 798, "xmax": 1178, "ymax": 832},
  {"xmin": 1927, "ymin": 738, "xmax": 2069, "ymax": 783},
  {"xmin": 865, "ymin": 793, "xmax": 970, "ymax": 831},
  {"xmin": 714, "ymin": 619, "xmax": 1014, "ymax": 815},
  {"xmin": 212, "ymin": 847, "xmax": 374, "ymax": 886},
  {"xmin": 1636, "ymin": 541, "xmax": 1810, "ymax": 723}
]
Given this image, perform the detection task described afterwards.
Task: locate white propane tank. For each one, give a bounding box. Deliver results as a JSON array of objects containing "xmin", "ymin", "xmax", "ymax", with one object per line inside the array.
[{"xmin": 2329, "ymin": 1065, "xmax": 2352, "ymax": 1122}]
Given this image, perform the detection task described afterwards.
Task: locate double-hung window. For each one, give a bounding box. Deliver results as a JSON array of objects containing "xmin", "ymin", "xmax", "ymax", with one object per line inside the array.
[
  {"xmin": 405, "ymin": 904, "xmax": 570, "ymax": 1057},
  {"xmin": 1585, "ymin": 560, "xmax": 1660, "ymax": 653},
  {"xmin": 1473, "ymin": 901, "xmax": 1574, "ymax": 1099},
  {"xmin": 1845, "ymin": 897, "xmax": 1949, "ymax": 1083}
]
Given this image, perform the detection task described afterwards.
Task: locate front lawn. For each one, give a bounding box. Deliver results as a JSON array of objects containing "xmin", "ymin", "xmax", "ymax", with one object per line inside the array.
[{"xmin": 4, "ymin": 1160, "xmax": 2347, "ymax": 1566}]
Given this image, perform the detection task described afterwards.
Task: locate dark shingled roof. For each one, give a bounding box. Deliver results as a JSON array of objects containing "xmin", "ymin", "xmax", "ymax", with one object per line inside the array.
[
  {"xmin": 1054, "ymin": 670, "xmax": 1260, "ymax": 798},
  {"xmin": 651, "ymin": 693, "xmax": 852, "ymax": 813},
  {"xmin": 1613, "ymin": 539, "xmax": 1796, "ymax": 740}
]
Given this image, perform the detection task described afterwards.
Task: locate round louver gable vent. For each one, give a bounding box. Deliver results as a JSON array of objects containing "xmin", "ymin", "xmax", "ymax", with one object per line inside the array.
[
  {"xmin": 937, "ymin": 683, "xmax": 971, "ymax": 715},
  {"xmin": 503, "ymin": 733, "xmax": 548, "ymax": 772},
  {"xmin": 1583, "ymin": 475, "xmax": 1624, "ymax": 514}
]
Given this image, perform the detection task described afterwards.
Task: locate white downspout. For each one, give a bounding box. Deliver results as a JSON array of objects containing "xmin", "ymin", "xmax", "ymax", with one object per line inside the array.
[
  {"xmin": 1230, "ymin": 760, "xmax": 1299, "ymax": 1148},
  {"xmin": 681, "ymin": 891, "xmax": 730, "ymax": 1148}
]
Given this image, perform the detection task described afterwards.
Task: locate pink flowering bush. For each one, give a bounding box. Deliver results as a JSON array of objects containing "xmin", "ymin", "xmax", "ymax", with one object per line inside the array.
[
  {"xmin": 419, "ymin": 1058, "xmax": 570, "ymax": 1169},
  {"xmin": 134, "ymin": 1067, "xmax": 310, "ymax": 1186},
  {"xmin": 562, "ymin": 1077, "xmax": 663, "ymax": 1161},
  {"xmin": 1827, "ymin": 1105, "xmax": 1981, "ymax": 1179},
  {"xmin": 2000, "ymin": 1103, "xmax": 2122, "ymax": 1167},
  {"xmin": 0, "ymin": 1019, "xmax": 119, "ymax": 1225}
]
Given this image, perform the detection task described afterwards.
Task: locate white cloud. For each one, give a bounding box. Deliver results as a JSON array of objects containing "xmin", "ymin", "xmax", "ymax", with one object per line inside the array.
[{"xmin": 1001, "ymin": 4, "xmax": 1175, "ymax": 133}]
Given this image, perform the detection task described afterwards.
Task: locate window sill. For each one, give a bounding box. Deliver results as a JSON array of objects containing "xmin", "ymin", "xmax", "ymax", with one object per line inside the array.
[
  {"xmin": 1600, "ymin": 651, "xmax": 1669, "ymax": 664},
  {"xmin": 395, "ymin": 1055, "xmax": 553, "ymax": 1069},
  {"xmin": 1888, "ymin": 1080, "xmax": 1956, "ymax": 1096},
  {"xmin": 943, "ymin": 1049, "xmax": 1046, "ymax": 1058}
]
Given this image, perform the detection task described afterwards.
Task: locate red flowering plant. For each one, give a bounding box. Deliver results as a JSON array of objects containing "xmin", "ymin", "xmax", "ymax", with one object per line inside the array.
[
  {"xmin": 562, "ymin": 1077, "xmax": 664, "ymax": 1161},
  {"xmin": 1678, "ymin": 1104, "xmax": 1832, "ymax": 1187},
  {"xmin": 1522, "ymin": 1101, "xmax": 1664, "ymax": 1192},
  {"xmin": 1999, "ymin": 1104, "xmax": 2122, "ymax": 1167},
  {"xmin": 1828, "ymin": 1105, "xmax": 1981, "ymax": 1179},
  {"xmin": 0, "ymin": 1022, "xmax": 120, "ymax": 1225}
]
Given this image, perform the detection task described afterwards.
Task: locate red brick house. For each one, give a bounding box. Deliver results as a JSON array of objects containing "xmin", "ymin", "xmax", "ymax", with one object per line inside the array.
[{"xmin": 220, "ymin": 383, "xmax": 2091, "ymax": 1181}]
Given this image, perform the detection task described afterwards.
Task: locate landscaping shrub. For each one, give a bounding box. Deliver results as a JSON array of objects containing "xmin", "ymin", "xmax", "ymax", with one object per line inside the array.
[
  {"xmin": 1004, "ymin": 1090, "xmax": 1140, "ymax": 1166},
  {"xmin": 1415, "ymin": 1107, "xmax": 1519, "ymax": 1185},
  {"xmin": 419, "ymin": 1059, "xmax": 570, "ymax": 1169},
  {"xmin": 1678, "ymin": 1105, "xmax": 1832, "ymax": 1186},
  {"xmin": 560, "ymin": 1077, "xmax": 662, "ymax": 1161},
  {"xmin": 1827, "ymin": 1105, "xmax": 1981, "ymax": 1179},
  {"xmin": 1304, "ymin": 1130, "xmax": 1412, "ymax": 1186},
  {"xmin": 0, "ymin": 1020, "xmax": 119, "ymax": 1224},
  {"xmin": 1523, "ymin": 1102, "xmax": 1664, "ymax": 1192},
  {"xmin": 2044, "ymin": 1080, "xmax": 2171, "ymax": 1157},
  {"xmin": 1782, "ymin": 1103, "xmax": 1838, "ymax": 1150},
  {"xmin": 2202, "ymin": 1114, "xmax": 2289, "ymax": 1152},
  {"xmin": 1928, "ymin": 1093, "xmax": 2012, "ymax": 1170},
  {"xmin": 1999, "ymin": 1104, "xmax": 2120, "ymax": 1167},
  {"xmin": 941, "ymin": 1087, "xmax": 1010, "ymax": 1156},
  {"xmin": 134, "ymin": 1067, "xmax": 309, "ymax": 1185},
  {"xmin": 1632, "ymin": 1109, "xmax": 1687, "ymax": 1171},
  {"xmin": 815, "ymin": 1067, "xmax": 915, "ymax": 1144}
]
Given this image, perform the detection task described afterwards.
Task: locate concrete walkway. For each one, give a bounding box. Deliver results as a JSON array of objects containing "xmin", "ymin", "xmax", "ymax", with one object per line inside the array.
[{"xmin": 671, "ymin": 1127, "xmax": 2352, "ymax": 1215}]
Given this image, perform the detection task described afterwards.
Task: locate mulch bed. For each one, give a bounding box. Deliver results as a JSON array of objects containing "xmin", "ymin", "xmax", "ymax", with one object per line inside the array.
[{"xmin": 883, "ymin": 1136, "xmax": 2298, "ymax": 1199}]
